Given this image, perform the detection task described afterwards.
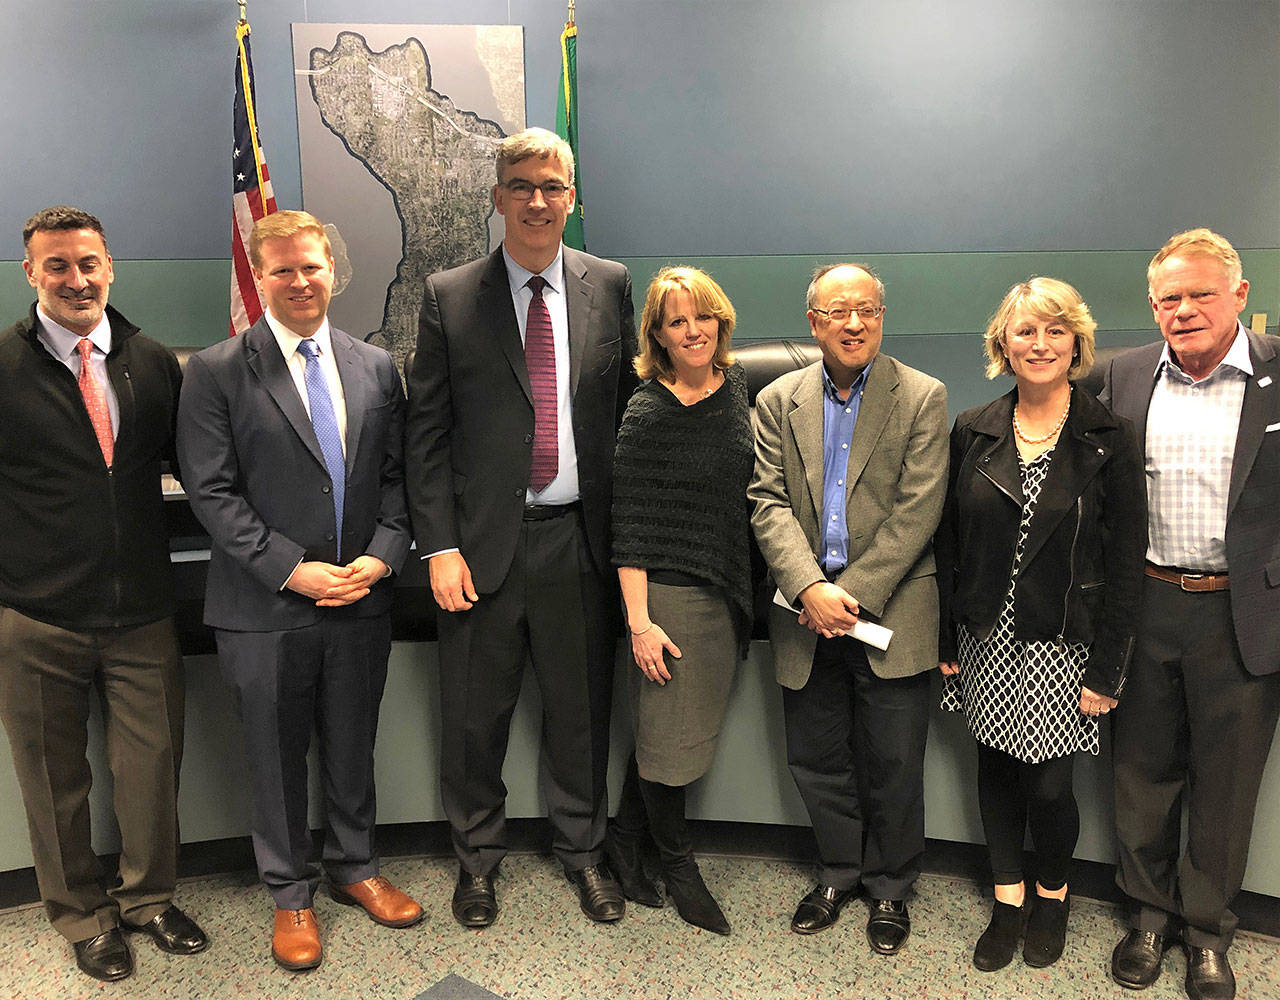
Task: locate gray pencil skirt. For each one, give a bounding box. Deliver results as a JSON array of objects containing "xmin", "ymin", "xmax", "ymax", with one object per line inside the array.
[{"xmin": 630, "ymin": 581, "xmax": 738, "ymax": 786}]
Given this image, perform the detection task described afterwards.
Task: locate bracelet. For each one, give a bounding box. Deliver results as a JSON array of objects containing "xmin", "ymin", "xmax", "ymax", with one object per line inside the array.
[{"xmin": 629, "ymin": 623, "xmax": 653, "ymax": 636}]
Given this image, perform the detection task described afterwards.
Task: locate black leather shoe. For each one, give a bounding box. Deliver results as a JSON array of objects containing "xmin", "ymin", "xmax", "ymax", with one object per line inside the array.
[
  {"xmin": 1111, "ymin": 928, "xmax": 1170, "ymax": 988},
  {"xmin": 124, "ymin": 904, "xmax": 209, "ymax": 955},
  {"xmin": 604, "ymin": 829, "xmax": 662, "ymax": 908},
  {"xmin": 790, "ymin": 884, "xmax": 857, "ymax": 934},
  {"xmin": 567, "ymin": 863, "xmax": 625, "ymax": 922},
  {"xmin": 451, "ymin": 869, "xmax": 497, "ymax": 928},
  {"xmin": 867, "ymin": 898, "xmax": 910, "ymax": 954},
  {"xmin": 73, "ymin": 928, "xmax": 133, "ymax": 982},
  {"xmin": 1185, "ymin": 945, "xmax": 1235, "ymax": 1000}
]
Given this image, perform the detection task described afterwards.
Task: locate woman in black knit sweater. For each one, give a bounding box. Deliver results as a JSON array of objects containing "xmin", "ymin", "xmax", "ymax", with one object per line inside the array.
[{"xmin": 605, "ymin": 266, "xmax": 754, "ymax": 935}]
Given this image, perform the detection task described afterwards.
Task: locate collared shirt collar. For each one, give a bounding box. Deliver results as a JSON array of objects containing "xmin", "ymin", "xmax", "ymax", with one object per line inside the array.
[
  {"xmin": 503, "ymin": 243, "xmax": 565, "ymax": 297},
  {"xmin": 1155, "ymin": 321, "xmax": 1253, "ymax": 382},
  {"xmin": 35, "ymin": 305, "xmax": 112, "ymax": 361},
  {"xmin": 820, "ymin": 358, "xmax": 873, "ymax": 402},
  {"xmin": 264, "ymin": 309, "xmax": 333, "ymax": 360}
]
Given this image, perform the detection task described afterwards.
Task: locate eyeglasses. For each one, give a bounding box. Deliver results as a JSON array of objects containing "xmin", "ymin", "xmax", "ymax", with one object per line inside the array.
[
  {"xmin": 501, "ymin": 179, "xmax": 570, "ymax": 201},
  {"xmin": 811, "ymin": 304, "xmax": 884, "ymax": 323}
]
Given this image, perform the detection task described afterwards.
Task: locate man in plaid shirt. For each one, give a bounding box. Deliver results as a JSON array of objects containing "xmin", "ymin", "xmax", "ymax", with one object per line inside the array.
[{"xmin": 1100, "ymin": 229, "xmax": 1280, "ymax": 1000}]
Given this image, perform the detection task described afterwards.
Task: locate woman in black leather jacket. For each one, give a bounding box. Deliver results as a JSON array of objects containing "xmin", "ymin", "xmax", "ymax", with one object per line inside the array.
[{"xmin": 935, "ymin": 277, "xmax": 1146, "ymax": 973}]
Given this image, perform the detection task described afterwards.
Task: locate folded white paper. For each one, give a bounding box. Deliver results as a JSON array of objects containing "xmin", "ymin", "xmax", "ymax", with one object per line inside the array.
[{"xmin": 772, "ymin": 588, "xmax": 893, "ymax": 651}]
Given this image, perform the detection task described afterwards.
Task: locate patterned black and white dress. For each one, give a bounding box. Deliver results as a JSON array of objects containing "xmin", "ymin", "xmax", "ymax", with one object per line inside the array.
[{"xmin": 941, "ymin": 448, "xmax": 1098, "ymax": 763}]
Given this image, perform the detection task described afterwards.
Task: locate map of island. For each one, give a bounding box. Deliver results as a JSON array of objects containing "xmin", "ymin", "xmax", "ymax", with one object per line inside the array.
[{"xmin": 304, "ymin": 28, "xmax": 521, "ymax": 368}]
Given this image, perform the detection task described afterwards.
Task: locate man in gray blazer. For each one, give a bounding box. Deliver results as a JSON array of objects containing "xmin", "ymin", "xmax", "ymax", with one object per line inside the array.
[
  {"xmin": 178, "ymin": 211, "xmax": 420, "ymax": 972},
  {"xmin": 750, "ymin": 263, "xmax": 947, "ymax": 954},
  {"xmin": 405, "ymin": 128, "xmax": 636, "ymax": 927},
  {"xmin": 1100, "ymin": 229, "xmax": 1280, "ymax": 1000}
]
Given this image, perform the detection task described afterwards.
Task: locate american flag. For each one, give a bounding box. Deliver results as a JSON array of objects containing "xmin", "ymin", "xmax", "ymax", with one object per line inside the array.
[{"xmin": 230, "ymin": 17, "xmax": 276, "ymax": 337}]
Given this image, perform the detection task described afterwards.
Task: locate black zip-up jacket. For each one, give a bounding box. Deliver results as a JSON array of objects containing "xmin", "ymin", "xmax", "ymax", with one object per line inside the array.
[
  {"xmin": 0, "ymin": 304, "xmax": 182, "ymax": 631},
  {"xmin": 935, "ymin": 386, "xmax": 1147, "ymax": 697}
]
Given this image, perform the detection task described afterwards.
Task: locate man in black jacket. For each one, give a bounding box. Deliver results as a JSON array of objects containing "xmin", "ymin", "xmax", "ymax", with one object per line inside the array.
[{"xmin": 0, "ymin": 206, "xmax": 206, "ymax": 982}]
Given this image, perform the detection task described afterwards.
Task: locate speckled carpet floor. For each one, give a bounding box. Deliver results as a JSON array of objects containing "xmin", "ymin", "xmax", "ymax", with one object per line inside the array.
[{"xmin": 2, "ymin": 853, "xmax": 1277, "ymax": 999}]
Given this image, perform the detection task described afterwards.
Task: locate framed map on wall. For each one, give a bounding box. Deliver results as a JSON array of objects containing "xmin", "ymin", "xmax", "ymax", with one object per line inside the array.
[{"xmin": 292, "ymin": 24, "xmax": 525, "ymax": 369}]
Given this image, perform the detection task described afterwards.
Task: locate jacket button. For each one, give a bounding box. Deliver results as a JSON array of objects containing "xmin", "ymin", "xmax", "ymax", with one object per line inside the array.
[
  {"xmin": 1097, "ymin": 447, "xmax": 1105, "ymax": 455},
  {"xmin": 514, "ymin": 488, "xmax": 522, "ymax": 498},
  {"xmin": 322, "ymin": 485, "xmax": 331, "ymax": 494},
  {"xmin": 524, "ymin": 433, "xmax": 533, "ymax": 444},
  {"xmin": 326, "ymin": 533, "xmax": 334, "ymax": 542}
]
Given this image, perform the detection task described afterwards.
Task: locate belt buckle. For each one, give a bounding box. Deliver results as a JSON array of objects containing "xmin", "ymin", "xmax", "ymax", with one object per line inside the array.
[{"xmin": 1180, "ymin": 572, "xmax": 1204, "ymax": 592}]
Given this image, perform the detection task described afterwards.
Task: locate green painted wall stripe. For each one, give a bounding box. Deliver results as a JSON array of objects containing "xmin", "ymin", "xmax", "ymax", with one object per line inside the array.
[{"xmin": 4, "ymin": 250, "xmax": 1276, "ymax": 351}]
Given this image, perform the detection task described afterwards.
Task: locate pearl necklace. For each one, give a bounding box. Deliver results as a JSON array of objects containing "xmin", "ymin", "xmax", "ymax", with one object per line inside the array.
[{"xmin": 1013, "ymin": 391, "xmax": 1071, "ymax": 444}]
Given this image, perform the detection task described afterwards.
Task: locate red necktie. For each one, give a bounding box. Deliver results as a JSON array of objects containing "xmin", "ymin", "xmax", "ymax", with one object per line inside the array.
[
  {"xmin": 526, "ymin": 276, "xmax": 558, "ymax": 491},
  {"xmin": 77, "ymin": 338, "xmax": 114, "ymax": 467}
]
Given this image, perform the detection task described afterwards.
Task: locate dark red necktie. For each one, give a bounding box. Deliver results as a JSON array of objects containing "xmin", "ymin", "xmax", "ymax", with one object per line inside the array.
[{"xmin": 525, "ymin": 276, "xmax": 558, "ymax": 491}]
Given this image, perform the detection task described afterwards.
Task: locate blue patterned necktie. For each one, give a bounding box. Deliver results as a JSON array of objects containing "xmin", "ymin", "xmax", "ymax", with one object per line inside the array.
[{"xmin": 297, "ymin": 337, "xmax": 345, "ymax": 560}]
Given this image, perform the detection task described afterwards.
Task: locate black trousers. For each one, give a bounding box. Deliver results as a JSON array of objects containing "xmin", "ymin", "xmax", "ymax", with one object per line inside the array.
[
  {"xmin": 0, "ymin": 608, "xmax": 183, "ymax": 942},
  {"xmin": 1114, "ymin": 576, "xmax": 1280, "ymax": 950},
  {"xmin": 977, "ymin": 744, "xmax": 1077, "ymax": 890},
  {"xmin": 216, "ymin": 614, "xmax": 391, "ymax": 910},
  {"xmin": 437, "ymin": 508, "xmax": 614, "ymax": 875},
  {"xmin": 782, "ymin": 636, "xmax": 931, "ymax": 899}
]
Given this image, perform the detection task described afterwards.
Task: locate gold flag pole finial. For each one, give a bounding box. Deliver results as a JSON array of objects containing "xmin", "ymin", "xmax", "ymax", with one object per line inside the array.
[
  {"xmin": 567, "ymin": 1, "xmax": 576, "ymax": 27},
  {"xmin": 237, "ymin": 0, "xmax": 248, "ymax": 28}
]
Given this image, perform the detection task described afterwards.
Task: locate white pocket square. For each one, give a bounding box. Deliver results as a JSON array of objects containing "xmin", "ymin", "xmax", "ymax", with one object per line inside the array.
[{"xmin": 1266, "ymin": 421, "xmax": 1280, "ymax": 433}]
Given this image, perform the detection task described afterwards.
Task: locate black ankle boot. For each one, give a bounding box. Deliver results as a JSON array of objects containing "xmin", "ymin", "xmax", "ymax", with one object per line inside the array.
[
  {"xmin": 1023, "ymin": 893, "xmax": 1070, "ymax": 967},
  {"xmin": 973, "ymin": 897, "xmax": 1027, "ymax": 971},
  {"xmin": 663, "ymin": 858, "xmax": 731, "ymax": 936}
]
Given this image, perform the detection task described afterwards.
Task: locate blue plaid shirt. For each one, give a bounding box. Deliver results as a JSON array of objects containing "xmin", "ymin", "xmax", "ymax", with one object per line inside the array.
[{"xmin": 820, "ymin": 360, "xmax": 872, "ymax": 574}]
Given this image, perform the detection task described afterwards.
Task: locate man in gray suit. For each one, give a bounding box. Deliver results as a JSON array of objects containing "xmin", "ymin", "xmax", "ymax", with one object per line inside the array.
[
  {"xmin": 405, "ymin": 128, "xmax": 636, "ymax": 927},
  {"xmin": 178, "ymin": 211, "xmax": 420, "ymax": 972},
  {"xmin": 1101, "ymin": 229, "xmax": 1280, "ymax": 1000},
  {"xmin": 750, "ymin": 263, "xmax": 948, "ymax": 954}
]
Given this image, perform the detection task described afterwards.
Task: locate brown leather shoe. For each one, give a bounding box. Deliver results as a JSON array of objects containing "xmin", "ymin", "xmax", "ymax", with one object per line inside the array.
[
  {"xmin": 330, "ymin": 875, "xmax": 424, "ymax": 928},
  {"xmin": 271, "ymin": 908, "xmax": 321, "ymax": 971}
]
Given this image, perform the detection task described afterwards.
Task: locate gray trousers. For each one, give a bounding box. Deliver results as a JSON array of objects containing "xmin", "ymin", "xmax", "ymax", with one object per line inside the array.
[{"xmin": 0, "ymin": 607, "xmax": 183, "ymax": 942}]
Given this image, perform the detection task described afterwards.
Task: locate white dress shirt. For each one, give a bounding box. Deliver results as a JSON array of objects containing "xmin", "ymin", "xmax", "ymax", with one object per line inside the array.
[
  {"xmin": 503, "ymin": 244, "xmax": 580, "ymax": 505},
  {"xmin": 265, "ymin": 310, "xmax": 348, "ymax": 456},
  {"xmin": 36, "ymin": 306, "xmax": 120, "ymax": 436}
]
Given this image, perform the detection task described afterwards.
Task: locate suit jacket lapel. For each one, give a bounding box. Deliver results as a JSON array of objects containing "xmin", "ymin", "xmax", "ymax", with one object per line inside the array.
[
  {"xmin": 845, "ymin": 358, "xmax": 897, "ymax": 498},
  {"xmin": 481, "ymin": 250, "xmax": 533, "ymax": 407},
  {"xmin": 564, "ymin": 247, "xmax": 592, "ymax": 396},
  {"xmin": 331, "ymin": 329, "xmax": 366, "ymax": 475},
  {"xmin": 244, "ymin": 321, "xmax": 328, "ymax": 471},
  {"xmin": 787, "ymin": 366, "xmax": 826, "ymax": 524},
  {"xmin": 1228, "ymin": 331, "xmax": 1280, "ymax": 518}
]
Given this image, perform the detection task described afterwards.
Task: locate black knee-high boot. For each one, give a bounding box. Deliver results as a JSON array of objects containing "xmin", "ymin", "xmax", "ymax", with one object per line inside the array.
[
  {"xmin": 639, "ymin": 776, "xmax": 730, "ymax": 935},
  {"xmin": 604, "ymin": 755, "xmax": 661, "ymax": 907}
]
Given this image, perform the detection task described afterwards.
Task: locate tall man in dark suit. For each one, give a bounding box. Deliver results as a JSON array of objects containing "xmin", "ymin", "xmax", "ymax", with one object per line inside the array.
[
  {"xmin": 0, "ymin": 205, "xmax": 207, "ymax": 982},
  {"xmin": 1101, "ymin": 229, "xmax": 1280, "ymax": 1000},
  {"xmin": 750, "ymin": 264, "xmax": 948, "ymax": 954},
  {"xmin": 177, "ymin": 211, "xmax": 420, "ymax": 972},
  {"xmin": 406, "ymin": 127, "xmax": 637, "ymax": 927}
]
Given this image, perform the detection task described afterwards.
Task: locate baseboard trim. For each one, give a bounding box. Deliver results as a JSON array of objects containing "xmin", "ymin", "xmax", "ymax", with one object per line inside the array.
[{"xmin": 3, "ymin": 819, "xmax": 1276, "ymax": 939}]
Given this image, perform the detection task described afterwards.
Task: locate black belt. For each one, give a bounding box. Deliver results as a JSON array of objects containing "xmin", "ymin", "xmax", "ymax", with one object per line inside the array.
[
  {"xmin": 1144, "ymin": 562, "xmax": 1229, "ymax": 592},
  {"xmin": 648, "ymin": 569, "xmax": 712, "ymax": 588},
  {"xmin": 522, "ymin": 501, "xmax": 581, "ymax": 521}
]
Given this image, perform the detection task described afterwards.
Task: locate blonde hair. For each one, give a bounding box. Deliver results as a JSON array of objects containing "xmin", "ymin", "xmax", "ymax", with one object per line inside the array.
[
  {"xmin": 1148, "ymin": 227, "xmax": 1243, "ymax": 291},
  {"xmin": 249, "ymin": 210, "xmax": 331, "ymax": 269},
  {"xmin": 635, "ymin": 266, "xmax": 736, "ymax": 382},
  {"xmin": 495, "ymin": 127, "xmax": 575, "ymax": 186},
  {"xmin": 984, "ymin": 276, "xmax": 1097, "ymax": 381}
]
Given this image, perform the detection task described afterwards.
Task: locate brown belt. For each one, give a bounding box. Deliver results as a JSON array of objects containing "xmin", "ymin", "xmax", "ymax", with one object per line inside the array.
[{"xmin": 1144, "ymin": 562, "xmax": 1229, "ymax": 592}]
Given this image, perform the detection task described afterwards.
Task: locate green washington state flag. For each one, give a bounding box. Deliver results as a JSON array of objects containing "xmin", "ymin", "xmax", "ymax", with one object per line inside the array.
[{"xmin": 556, "ymin": 17, "xmax": 584, "ymax": 250}]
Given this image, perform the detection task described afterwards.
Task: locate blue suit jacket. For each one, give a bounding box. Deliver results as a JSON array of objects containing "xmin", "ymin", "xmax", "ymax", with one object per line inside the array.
[{"xmin": 176, "ymin": 317, "xmax": 410, "ymax": 631}]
